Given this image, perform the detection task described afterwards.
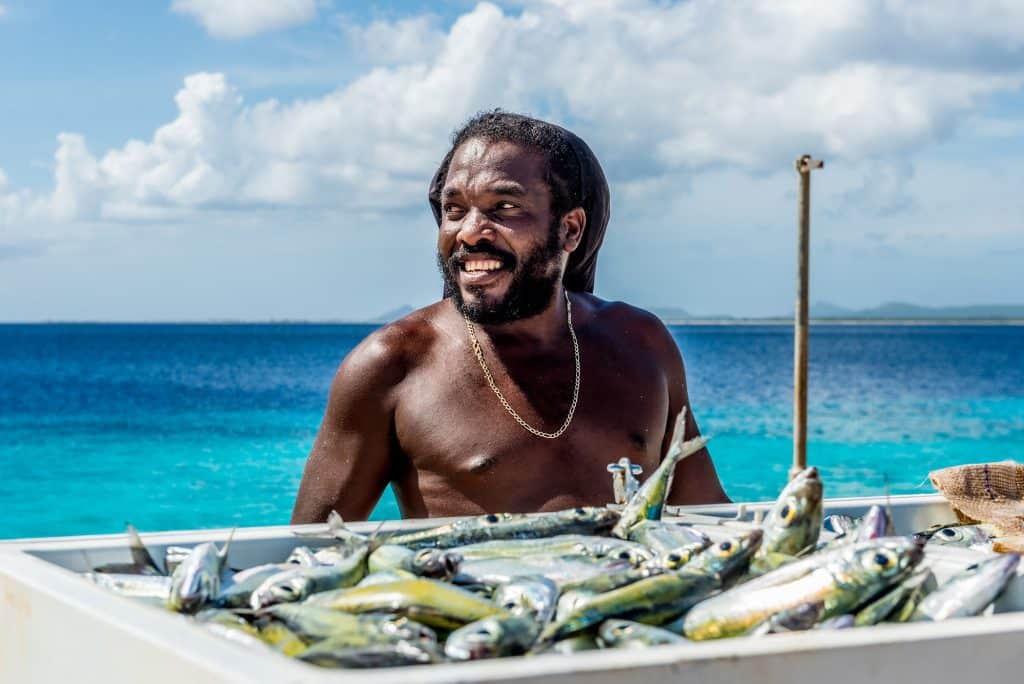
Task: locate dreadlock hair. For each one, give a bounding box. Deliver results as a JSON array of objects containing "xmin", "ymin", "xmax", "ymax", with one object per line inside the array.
[{"xmin": 433, "ymin": 110, "xmax": 585, "ymax": 219}]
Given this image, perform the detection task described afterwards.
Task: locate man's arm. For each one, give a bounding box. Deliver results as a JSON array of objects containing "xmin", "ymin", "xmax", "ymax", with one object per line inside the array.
[
  {"xmin": 647, "ymin": 315, "xmax": 730, "ymax": 505},
  {"xmin": 291, "ymin": 330, "xmax": 407, "ymax": 524}
]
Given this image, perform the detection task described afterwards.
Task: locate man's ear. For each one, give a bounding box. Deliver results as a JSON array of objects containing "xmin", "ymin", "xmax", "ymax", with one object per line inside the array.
[{"xmin": 561, "ymin": 207, "xmax": 587, "ymax": 254}]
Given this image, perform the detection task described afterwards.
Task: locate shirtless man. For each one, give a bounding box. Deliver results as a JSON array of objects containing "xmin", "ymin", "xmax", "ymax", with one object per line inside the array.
[{"xmin": 291, "ymin": 112, "xmax": 729, "ymax": 523}]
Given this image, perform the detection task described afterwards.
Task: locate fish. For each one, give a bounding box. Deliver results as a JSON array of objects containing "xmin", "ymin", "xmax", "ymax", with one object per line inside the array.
[
  {"xmin": 611, "ymin": 409, "xmax": 708, "ymax": 539},
  {"xmin": 286, "ymin": 546, "xmax": 320, "ymax": 567},
  {"xmin": 452, "ymin": 554, "xmax": 633, "ymax": 588},
  {"xmin": 215, "ymin": 564, "xmax": 293, "ymax": 609},
  {"xmin": 852, "ymin": 506, "xmax": 890, "ymax": 542},
  {"xmin": 750, "ymin": 600, "xmax": 825, "ymax": 636},
  {"xmin": 822, "ymin": 514, "xmax": 856, "ymax": 536},
  {"xmin": 556, "ymin": 590, "xmax": 596, "ymax": 621},
  {"xmin": 304, "ymin": 578, "xmax": 509, "ymax": 630},
  {"xmin": 163, "ymin": 546, "xmax": 193, "ymax": 576},
  {"xmin": 249, "ymin": 546, "xmax": 369, "ymax": 609},
  {"xmin": 538, "ymin": 530, "xmax": 762, "ymax": 645},
  {"xmin": 298, "ymin": 638, "xmax": 441, "ymax": 668},
  {"xmin": 817, "ymin": 615, "xmax": 855, "ymax": 630},
  {"xmin": 597, "ymin": 619, "xmax": 689, "ymax": 649},
  {"xmin": 382, "ymin": 507, "xmax": 620, "ymax": 549},
  {"xmin": 492, "ymin": 577, "xmax": 559, "ymax": 623},
  {"xmin": 366, "ymin": 544, "xmax": 462, "ymax": 577},
  {"xmin": 854, "ymin": 570, "xmax": 932, "ymax": 626},
  {"xmin": 755, "ymin": 467, "xmax": 823, "ymax": 560},
  {"xmin": 550, "ymin": 634, "xmax": 599, "ymax": 653},
  {"xmin": 85, "ymin": 572, "xmax": 172, "ymax": 601},
  {"xmin": 260, "ymin": 604, "xmax": 434, "ymax": 645},
  {"xmin": 257, "ymin": 621, "xmax": 308, "ymax": 657},
  {"xmin": 92, "ymin": 524, "xmax": 165, "ymax": 576},
  {"xmin": 925, "ymin": 524, "xmax": 993, "ymax": 552},
  {"xmin": 627, "ymin": 521, "xmax": 711, "ymax": 556},
  {"xmin": 445, "ymin": 614, "xmax": 540, "ymax": 660},
  {"xmin": 559, "ymin": 565, "xmax": 662, "ymax": 595},
  {"xmin": 887, "ymin": 570, "xmax": 935, "ymax": 623},
  {"xmin": 357, "ymin": 569, "xmax": 418, "ymax": 587},
  {"xmin": 453, "ymin": 535, "xmax": 651, "ymax": 563},
  {"xmin": 911, "ymin": 554, "xmax": 1020, "ymax": 621},
  {"xmin": 167, "ymin": 531, "xmax": 234, "ymax": 614},
  {"xmin": 683, "ymin": 537, "xmax": 923, "ymax": 640},
  {"xmin": 196, "ymin": 608, "xmax": 259, "ymax": 635},
  {"xmin": 642, "ymin": 539, "xmax": 715, "ymax": 572}
]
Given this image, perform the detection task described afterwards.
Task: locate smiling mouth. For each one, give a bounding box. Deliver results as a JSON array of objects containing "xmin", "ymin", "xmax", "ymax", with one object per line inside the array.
[{"xmin": 462, "ymin": 259, "xmax": 504, "ymax": 273}]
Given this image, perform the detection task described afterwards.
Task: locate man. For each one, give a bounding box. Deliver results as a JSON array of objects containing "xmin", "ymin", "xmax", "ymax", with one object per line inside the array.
[{"xmin": 291, "ymin": 112, "xmax": 729, "ymax": 523}]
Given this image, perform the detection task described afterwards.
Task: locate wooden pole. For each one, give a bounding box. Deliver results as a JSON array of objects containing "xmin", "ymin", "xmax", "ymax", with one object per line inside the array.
[{"xmin": 791, "ymin": 155, "xmax": 823, "ymax": 481}]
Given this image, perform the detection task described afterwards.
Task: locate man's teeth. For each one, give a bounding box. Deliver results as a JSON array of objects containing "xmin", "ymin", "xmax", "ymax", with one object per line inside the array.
[{"xmin": 464, "ymin": 259, "xmax": 503, "ymax": 272}]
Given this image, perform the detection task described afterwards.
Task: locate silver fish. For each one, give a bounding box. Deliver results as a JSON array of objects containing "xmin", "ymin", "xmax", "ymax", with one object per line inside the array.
[
  {"xmin": 926, "ymin": 525, "xmax": 993, "ymax": 552},
  {"xmin": 454, "ymin": 535, "xmax": 651, "ymax": 563},
  {"xmin": 492, "ymin": 577, "xmax": 558, "ymax": 623},
  {"xmin": 167, "ymin": 532, "xmax": 234, "ymax": 614},
  {"xmin": 598, "ymin": 619, "xmax": 688, "ymax": 648},
  {"xmin": 250, "ymin": 546, "xmax": 368, "ymax": 609},
  {"xmin": 86, "ymin": 572, "xmax": 172, "ymax": 601},
  {"xmin": 453, "ymin": 555, "xmax": 632, "ymax": 588},
  {"xmin": 92, "ymin": 524, "xmax": 165, "ymax": 576},
  {"xmin": 612, "ymin": 409, "xmax": 708, "ymax": 539},
  {"xmin": 445, "ymin": 614, "xmax": 540, "ymax": 660},
  {"xmin": 627, "ymin": 521, "xmax": 711, "ymax": 556},
  {"xmin": 383, "ymin": 507, "xmax": 620, "ymax": 549},
  {"xmin": 756, "ymin": 467, "xmax": 823, "ymax": 560},
  {"xmin": 912, "ymin": 554, "xmax": 1020, "ymax": 621},
  {"xmin": 684, "ymin": 537, "xmax": 923, "ymax": 640}
]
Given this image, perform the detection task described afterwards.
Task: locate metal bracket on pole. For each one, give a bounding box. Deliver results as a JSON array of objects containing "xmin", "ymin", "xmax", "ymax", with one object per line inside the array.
[{"xmin": 791, "ymin": 155, "xmax": 823, "ymax": 481}]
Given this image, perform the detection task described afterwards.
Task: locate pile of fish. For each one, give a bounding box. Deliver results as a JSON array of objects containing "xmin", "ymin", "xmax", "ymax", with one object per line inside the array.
[{"xmin": 82, "ymin": 424, "xmax": 1022, "ymax": 669}]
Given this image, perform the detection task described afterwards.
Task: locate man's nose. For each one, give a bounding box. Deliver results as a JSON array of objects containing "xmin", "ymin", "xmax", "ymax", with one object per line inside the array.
[{"xmin": 456, "ymin": 207, "xmax": 497, "ymax": 246}]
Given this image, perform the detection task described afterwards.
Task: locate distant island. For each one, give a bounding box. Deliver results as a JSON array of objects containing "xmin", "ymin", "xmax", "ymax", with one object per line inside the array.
[
  {"xmin": 646, "ymin": 301, "xmax": 1024, "ymax": 324},
  {"xmin": 372, "ymin": 301, "xmax": 1024, "ymax": 324}
]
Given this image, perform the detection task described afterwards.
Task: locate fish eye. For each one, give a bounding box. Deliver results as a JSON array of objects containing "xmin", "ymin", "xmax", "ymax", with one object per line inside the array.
[
  {"xmin": 617, "ymin": 551, "xmax": 631, "ymax": 559},
  {"xmin": 966, "ymin": 563, "xmax": 979, "ymax": 571},
  {"xmin": 484, "ymin": 513, "xmax": 499, "ymax": 523},
  {"xmin": 611, "ymin": 623, "xmax": 630, "ymax": 636},
  {"xmin": 667, "ymin": 553, "xmax": 682, "ymax": 563},
  {"xmin": 940, "ymin": 528, "xmax": 956, "ymax": 538},
  {"xmin": 574, "ymin": 507, "xmax": 586, "ymax": 515},
  {"xmin": 779, "ymin": 504, "xmax": 790, "ymax": 519},
  {"xmin": 718, "ymin": 541, "xmax": 732, "ymax": 553}
]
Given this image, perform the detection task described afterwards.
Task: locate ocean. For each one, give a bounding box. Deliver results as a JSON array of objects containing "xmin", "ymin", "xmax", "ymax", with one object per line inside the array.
[{"xmin": 2, "ymin": 323, "xmax": 1022, "ymax": 539}]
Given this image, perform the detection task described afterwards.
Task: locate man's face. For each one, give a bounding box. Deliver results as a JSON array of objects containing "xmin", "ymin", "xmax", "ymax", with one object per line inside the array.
[{"xmin": 437, "ymin": 139, "xmax": 568, "ymax": 324}]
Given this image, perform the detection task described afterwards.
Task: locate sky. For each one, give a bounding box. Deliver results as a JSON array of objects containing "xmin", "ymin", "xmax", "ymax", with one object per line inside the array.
[{"xmin": 1, "ymin": 0, "xmax": 1023, "ymax": 321}]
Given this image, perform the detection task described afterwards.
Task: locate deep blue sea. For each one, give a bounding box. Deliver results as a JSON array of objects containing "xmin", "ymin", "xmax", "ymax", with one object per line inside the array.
[{"xmin": 2, "ymin": 323, "xmax": 1023, "ymax": 539}]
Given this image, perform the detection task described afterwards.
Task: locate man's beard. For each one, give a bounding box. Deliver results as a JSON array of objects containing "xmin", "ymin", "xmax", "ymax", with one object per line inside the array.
[{"xmin": 439, "ymin": 223, "xmax": 563, "ymax": 325}]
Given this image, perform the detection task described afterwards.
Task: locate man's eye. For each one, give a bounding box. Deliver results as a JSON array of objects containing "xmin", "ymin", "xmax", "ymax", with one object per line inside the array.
[
  {"xmin": 444, "ymin": 205, "xmax": 465, "ymax": 217},
  {"xmin": 496, "ymin": 202, "xmax": 517, "ymax": 210}
]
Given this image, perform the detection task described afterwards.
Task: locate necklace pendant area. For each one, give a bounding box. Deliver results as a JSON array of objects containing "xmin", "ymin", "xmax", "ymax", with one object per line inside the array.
[{"xmin": 463, "ymin": 290, "xmax": 581, "ymax": 440}]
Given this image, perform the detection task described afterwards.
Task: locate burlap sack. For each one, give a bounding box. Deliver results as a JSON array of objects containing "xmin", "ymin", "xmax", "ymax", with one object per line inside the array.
[{"xmin": 929, "ymin": 461, "xmax": 1024, "ymax": 536}]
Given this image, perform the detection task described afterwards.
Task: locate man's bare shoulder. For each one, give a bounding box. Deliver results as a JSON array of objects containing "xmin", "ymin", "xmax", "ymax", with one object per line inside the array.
[
  {"xmin": 577, "ymin": 294, "xmax": 676, "ymax": 347},
  {"xmin": 342, "ymin": 301, "xmax": 453, "ymax": 386}
]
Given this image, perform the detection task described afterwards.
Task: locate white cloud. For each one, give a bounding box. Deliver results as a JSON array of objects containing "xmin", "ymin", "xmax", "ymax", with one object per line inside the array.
[
  {"xmin": 0, "ymin": 5, "xmax": 8, "ymax": 20},
  {"xmin": 341, "ymin": 15, "xmax": 446, "ymax": 65},
  {"xmin": 4, "ymin": 0, "xmax": 1024, "ymax": 233},
  {"xmin": 171, "ymin": 0, "xmax": 319, "ymax": 39}
]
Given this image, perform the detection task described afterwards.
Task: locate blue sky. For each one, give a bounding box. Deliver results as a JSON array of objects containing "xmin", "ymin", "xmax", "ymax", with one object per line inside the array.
[{"xmin": 1, "ymin": 0, "xmax": 1023, "ymax": 321}]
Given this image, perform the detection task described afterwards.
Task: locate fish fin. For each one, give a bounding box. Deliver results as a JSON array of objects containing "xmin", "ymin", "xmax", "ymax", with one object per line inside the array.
[
  {"xmin": 218, "ymin": 527, "xmax": 236, "ymax": 566},
  {"xmin": 663, "ymin": 407, "xmax": 688, "ymax": 461},
  {"xmin": 365, "ymin": 521, "xmax": 388, "ymax": 552},
  {"xmin": 126, "ymin": 522, "xmax": 165, "ymax": 576}
]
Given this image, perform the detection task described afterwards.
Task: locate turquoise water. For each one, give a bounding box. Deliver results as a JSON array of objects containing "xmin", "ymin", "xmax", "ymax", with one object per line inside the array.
[{"xmin": 2, "ymin": 323, "xmax": 1022, "ymax": 539}]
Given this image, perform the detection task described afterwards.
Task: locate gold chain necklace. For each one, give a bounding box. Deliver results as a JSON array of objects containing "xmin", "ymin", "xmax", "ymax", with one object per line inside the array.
[{"xmin": 463, "ymin": 290, "xmax": 581, "ymax": 439}]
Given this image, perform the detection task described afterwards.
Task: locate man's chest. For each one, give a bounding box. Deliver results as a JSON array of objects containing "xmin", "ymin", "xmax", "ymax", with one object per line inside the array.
[{"xmin": 393, "ymin": 340, "xmax": 671, "ymax": 502}]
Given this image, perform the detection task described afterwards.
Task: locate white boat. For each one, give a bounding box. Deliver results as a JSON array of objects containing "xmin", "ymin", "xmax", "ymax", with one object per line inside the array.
[{"xmin": 3, "ymin": 492, "xmax": 1022, "ymax": 683}]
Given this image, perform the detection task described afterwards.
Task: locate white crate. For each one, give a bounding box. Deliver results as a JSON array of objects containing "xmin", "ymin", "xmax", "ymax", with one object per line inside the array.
[{"xmin": 3, "ymin": 494, "xmax": 1023, "ymax": 684}]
